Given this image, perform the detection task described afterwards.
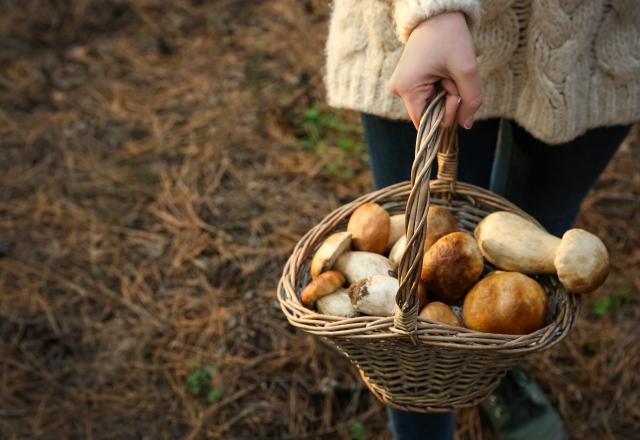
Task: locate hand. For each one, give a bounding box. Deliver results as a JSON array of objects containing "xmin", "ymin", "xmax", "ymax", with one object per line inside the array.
[{"xmin": 389, "ymin": 11, "xmax": 483, "ymax": 129}]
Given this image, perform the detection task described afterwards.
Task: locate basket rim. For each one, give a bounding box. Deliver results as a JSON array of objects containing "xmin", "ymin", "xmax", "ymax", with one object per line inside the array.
[{"xmin": 277, "ymin": 180, "xmax": 579, "ymax": 354}]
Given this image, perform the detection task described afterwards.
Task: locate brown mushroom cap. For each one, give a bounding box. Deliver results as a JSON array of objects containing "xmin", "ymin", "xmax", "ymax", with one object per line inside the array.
[
  {"xmin": 420, "ymin": 232, "xmax": 484, "ymax": 301},
  {"xmin": 348, "ymin": 202, "xmax": 390, "ymax": 254},
  {"xmin": 462, "ymin": 272, "xmax": 547, "ymax": 334},
  {"xmin": 419, "ymin": 301, "xmax": 461, "ymax": 326},
  {"xmin": 426, "ymin": 206, "xmax": 459, "ymax": 250},
  {"xmin": 554, "ymin": 229, "xmax": 609, "ymax": 293},
  {"xmin": 300, "ymin": 270, "xmax": 345, "ymax": 307},
  {"xmin": 310, "ymin": 231, "xmax": 352, "ymax": 279}
]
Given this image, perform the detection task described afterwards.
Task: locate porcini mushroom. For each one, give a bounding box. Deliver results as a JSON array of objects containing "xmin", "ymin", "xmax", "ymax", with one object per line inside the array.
[
  {"xmin": 334, "ymin": 251, "xmax": 396, "ymax": 284},
  {"xmin": 300, "ymin": 270, "xmax": 345, "ymax": 308},
  {"xmin": 310, "ymin": 231, "xmax": 352, "ymax": 279},
  {"xmin": 385, "ymin": 214, "xmax": 405, "ymax": 251},
  {"xmin": 421, "ymin": 232, "xmax": 484, "ymax": 301},
  {"xmin": 474, "ymin": 211, "xmax": 609, "ymax": 293},
  {"xmin": 388, "ymin": 235, "xmax": 406, "ymax": 266},
  {"xmin": 347, "ymin": 202, "xmax": 390, "ymax": 254},
  {"xmin": 419, "ymin": 301, "xmax": 461, "ymax": 326},
  {"xmin": 463, "ymin": 272, "xmax": 547, "ymax": 334},
  {"xmin": 386, "ymin": 206, "xmax": 458, "ymax": 266},
  {"xmin": 316, "ymin": 288, "xmax": 355, "ymax": 317},
  {"xmin": 425, "ymin": 206, "xmax": 459, "ymax": 250},
  {"xmin": 349, "ymin": 275, "xmax": 398, "ymax": 316}
]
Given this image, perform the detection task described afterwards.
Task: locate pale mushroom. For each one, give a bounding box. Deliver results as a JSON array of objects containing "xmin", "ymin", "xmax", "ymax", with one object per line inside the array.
[
  {"xmin": 300, "ymin": 270, "xmax": 345, "ymax": 307},
  {"xmin": 462, "ymin": 272, "xmax": 547, "ymax": 335},
  {"xmin": 474, "ymin": 211, "xmax": 610, "ymax": 293},
  {"xmin": 316, "ymin": 288, "xmax": 355, "ymax": 317},
  {"xmin": 334, "ymin": 251, "xmax": 396, "ymax": 284},
  {"xmin": 347, "ymin": 202, "xmax": 390, "ymax": 254},
  {"xmin": 388, "ymin": 235, "xmax": 406, "ymax": 267},
  {"xmin": 310, "ymin": 231, "xmax": 352, "ymax": 279},
  {"xmin": 554, "ymin": 229, "xmax": 609, "ymax": 294},
  {"xmin": 421, "ymin": 232, "xmax": 484, "ymax": 301},
  {"xmin": 349, "ymin": 275, "xmax": 398, "ymax": 316},
  {"xmin": 385, "ymin": 214, "xmax": 405, "ymax": 251},
  {"xmin": 419, "ymin": 301, "xmax": 461, "ymax": 326}
]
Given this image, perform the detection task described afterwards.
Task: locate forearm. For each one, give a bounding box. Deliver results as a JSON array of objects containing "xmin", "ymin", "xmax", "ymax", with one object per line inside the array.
[{"xmin": 393, "ymin": 0, "xmax": 483, "ymax": 42}]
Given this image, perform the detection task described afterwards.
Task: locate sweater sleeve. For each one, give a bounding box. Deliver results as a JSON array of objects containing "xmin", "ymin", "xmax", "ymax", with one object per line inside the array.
[{"xmin": 394, "ymin": 0, "xmax": 483, "ymax": 43}]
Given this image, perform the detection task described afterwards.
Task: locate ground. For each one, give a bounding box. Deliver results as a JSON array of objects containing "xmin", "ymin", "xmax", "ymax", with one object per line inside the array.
[{"xmin": 0, "ymin": 1, "xmax": 638, "ymax": 439}]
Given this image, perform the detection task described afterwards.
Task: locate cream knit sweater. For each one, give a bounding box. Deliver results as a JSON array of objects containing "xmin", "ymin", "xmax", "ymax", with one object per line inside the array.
[{"xmin": 326, "ymin": 0, "xmax": 640, "ymax": 144}]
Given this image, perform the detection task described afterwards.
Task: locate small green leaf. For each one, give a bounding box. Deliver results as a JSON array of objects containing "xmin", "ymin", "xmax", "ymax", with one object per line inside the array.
[
  {"xmin": 207, "ymin": 388, "xmax": 224, "ymax": 404},
  {"xmin": 350, "ymin": 421, "xmax": 365, "ymax": 440},
  {"xmin": 592, "ymin": 297, "xmax": 611, "ymax": 316},
  {"xmin": 338, "ymin": 137, "xmax": 355, "ymax": 152},
  {"xmin": 186, "ymin": 368, "xmax": 213, "ymax": 395},
  {"xmin": 304, "ymin": 107, "xmax": 319, "ymax": 122},
  {"xmin": 324, "ymin": 161, "xmax": 338, "ymax": 175}
]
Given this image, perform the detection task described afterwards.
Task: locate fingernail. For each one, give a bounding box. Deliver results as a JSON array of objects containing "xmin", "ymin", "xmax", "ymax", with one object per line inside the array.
[
  {"xmin": 463, "ymin": 117, "xmax": 473, "ymax": 129},
  {"xmin": 456, "ymin": 97, "xmax": 461, "ymax": 106}
]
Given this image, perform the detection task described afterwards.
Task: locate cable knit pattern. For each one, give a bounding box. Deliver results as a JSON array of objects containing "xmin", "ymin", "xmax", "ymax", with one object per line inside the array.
[{"xmin": 325, "ymin": 0, "xmax": 640, "ymax": 144}]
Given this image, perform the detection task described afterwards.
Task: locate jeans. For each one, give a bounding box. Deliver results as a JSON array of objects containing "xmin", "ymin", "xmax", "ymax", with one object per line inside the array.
[{"xmin": 361, "ymin": 113, "xmax": 630, "ymax": 440}]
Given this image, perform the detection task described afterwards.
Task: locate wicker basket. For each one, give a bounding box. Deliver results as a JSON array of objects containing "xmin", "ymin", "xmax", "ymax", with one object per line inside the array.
[{"xmin": 277, "ymin": 91, "xmax": 579, "ymax": 412}]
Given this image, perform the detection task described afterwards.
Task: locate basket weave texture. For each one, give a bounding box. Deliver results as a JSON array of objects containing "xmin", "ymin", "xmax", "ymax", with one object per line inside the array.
[{"xmin": 277, "ymin": 91, "xmax": 579, "ymax": 412}]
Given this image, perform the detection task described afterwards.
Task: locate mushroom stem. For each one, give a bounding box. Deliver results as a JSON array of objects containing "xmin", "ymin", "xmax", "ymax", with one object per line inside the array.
[{"xmin": 475, "ymin": 212, "xmax": 609, "ymax": 293}]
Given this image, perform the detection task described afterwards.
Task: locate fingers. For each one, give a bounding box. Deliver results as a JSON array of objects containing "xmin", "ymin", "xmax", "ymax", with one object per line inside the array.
[
  {"xmin": 450, "ymin": 63, "xmax": 483, "ymax": 129},
  {"xmin": 389, "ymin": 82, "xmax": 436, "ymax": 129},
  {"xmin": 440, "ymin": 79, "xmax": 460, "ymax": 128}
]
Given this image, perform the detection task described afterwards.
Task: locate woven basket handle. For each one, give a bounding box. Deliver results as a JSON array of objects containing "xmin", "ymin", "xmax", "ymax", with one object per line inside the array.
[{"xmin": 393, "ymin": 89, "xmax": 458, "ymax": 335}]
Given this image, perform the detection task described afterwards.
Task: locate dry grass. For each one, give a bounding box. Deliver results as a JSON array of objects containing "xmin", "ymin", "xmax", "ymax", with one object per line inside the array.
[{"xmin": 0, "ymin": 1, "xmax": 638, "ymax": 439}]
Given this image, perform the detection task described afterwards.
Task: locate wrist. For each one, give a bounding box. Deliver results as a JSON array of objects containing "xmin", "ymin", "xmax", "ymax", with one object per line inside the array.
[{"xmin": 394, "ymin": 1, "xmax": 481, "ymax": 43}]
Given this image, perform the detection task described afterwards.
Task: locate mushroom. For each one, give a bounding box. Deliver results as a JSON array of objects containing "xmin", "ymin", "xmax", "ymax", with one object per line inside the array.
[
  {"xmin": 310, "ymin": 231, "xmax": 352, "ymax": 279},
  {"xmin": 419, "ymin": 301, "xmax": 461, "ymax": 326},
  {"xmin": 425, "ymin": 206, "xmax": 459, "ymax": 250},
  {"xmin": 421, "ymin": 232, "xmax": 484, "ymax": 301},
  {"xmin": 388, "ymin": 235, "xmax": 406, "ymax": 267},
  {"xmin": 386, "ymin": 206, "xmax": 458, "ymax": 266},
  {"xmin": 349, "ymin": 275, "xmax": 398, "ymax": 316},
  {"xmin": 347, "ymin": 202, "xmax": 390, "ymax": 254},
  {"xmin": 300, "ymin": 270, "xmax": 345, "ymax": 307},
  {"xmin": 334, "ymin": 251, "xmax": 396, "ymax": 284},
  {"xmin": 474, "ymin": 211, "xmax": 609, "ymax": 293},
  {"xmin": 554, "ymin": 229, "xmax": 609, "ymax": 294},
  {"xmin": 385, "ymin": 214, "xmax": 405, "ymax": 251},
  {"xmin": 462, "ymin": 272, "xmax": 547, "ymax": 335},
  {"xmin": 316, "ymin": 288, "xmax": 355, "ymax": 317}
]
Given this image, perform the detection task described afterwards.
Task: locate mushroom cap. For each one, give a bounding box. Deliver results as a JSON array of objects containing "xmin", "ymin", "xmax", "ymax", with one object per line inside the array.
[
  {"xmin": 310, "ymin": 231, "xmax": 352, "ymax": 279},
  {"xmin": 416, "ymin": 280, "xmax": 428, "ymax": 309},
  {"xmin": 335, "ymin": 251, "xmax": 396, "ymax": 284},
  {"xmin": 385, "ymin": 214, "xmax": 405, "ymax": 251},
  {"xmin": 554, "ymin": 229, "xmax": 609, "ymax": 293},
  {"xmin": 462, "ymin": 272, "xmax": 547, "ymax": 334},
  {"xmin": 347, "ymin": 202, "xmax": 390, "ymax": 254},
  {"xmin": 388, "ymin": 235, "xmax": 406, "ymax": 267},
  {"xmin": 426, "ymin": 206, "xmax": 459, "ymax": 250},
  {"xmin": 420, "ymin": 232, "xmax": 484, "ymax": 301},
  {"xmin": 349, "ymin": 275, "xmax": 398, "ymax": 316},
  {"xmin": 300, "ymin": 270, "xmax": 345, "ymax": 307},
  {"xmin": 419, "ymin": 301, "xmax": 461, "ymax": 326},
  {"xmin": 316, "ymin": 288, "xmax": 355, "ymax": 317}
]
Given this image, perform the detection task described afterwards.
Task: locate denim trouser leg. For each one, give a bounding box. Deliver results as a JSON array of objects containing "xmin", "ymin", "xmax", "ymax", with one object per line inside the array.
[{"xmin": 361, "ymin": 112, "xmax": 629, "ymax": 440}]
